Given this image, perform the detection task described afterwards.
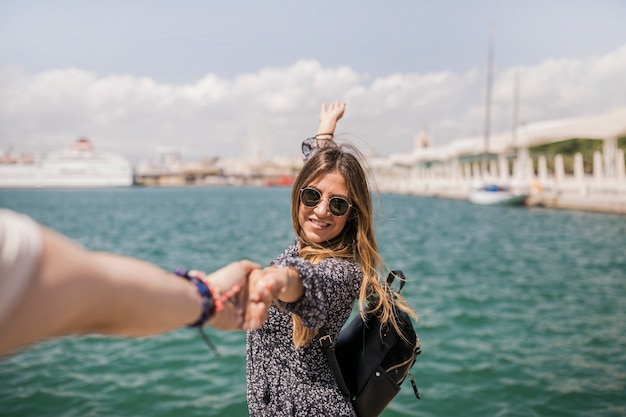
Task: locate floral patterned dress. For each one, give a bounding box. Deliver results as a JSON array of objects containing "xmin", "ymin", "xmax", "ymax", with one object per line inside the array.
[{"xmin": 246, "ymin": 138, "xmax": 362, "ymax": 416}]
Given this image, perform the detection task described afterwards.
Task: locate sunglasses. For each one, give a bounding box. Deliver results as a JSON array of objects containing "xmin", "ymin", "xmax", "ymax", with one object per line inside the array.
[{"xmin": 300, "ymin": 187, "xmax": 352, "ymax": 217}]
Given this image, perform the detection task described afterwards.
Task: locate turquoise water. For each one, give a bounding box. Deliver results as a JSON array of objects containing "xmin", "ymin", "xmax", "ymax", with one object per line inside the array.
[{"xmin": 1, "ymin": 187, "xmax": 625, "ymax": 417}]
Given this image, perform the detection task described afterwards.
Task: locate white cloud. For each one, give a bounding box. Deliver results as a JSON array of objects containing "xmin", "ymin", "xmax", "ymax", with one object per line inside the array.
[{"xmin": 1, "ymin": 44, "xmax": 625, "ymax": 163}]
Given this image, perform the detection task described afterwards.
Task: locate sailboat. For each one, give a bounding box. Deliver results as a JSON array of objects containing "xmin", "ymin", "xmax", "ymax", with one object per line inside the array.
[
  {"xmin": 468, "ymin": 32, "xmax": 528, "ymax": 206},
  {"xmin": 468, "ymin": 184, "xmax": 528, "ymax": 205}
]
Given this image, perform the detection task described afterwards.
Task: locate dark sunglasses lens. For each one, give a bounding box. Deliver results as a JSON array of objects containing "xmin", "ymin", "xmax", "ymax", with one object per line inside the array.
[
  {"xmin": 329, "ymin": 197, "xmax": 350, "ymax": 216},
  {"xmin": 301, "ymin": 188, "xmax": 321, "ymax": 207}
]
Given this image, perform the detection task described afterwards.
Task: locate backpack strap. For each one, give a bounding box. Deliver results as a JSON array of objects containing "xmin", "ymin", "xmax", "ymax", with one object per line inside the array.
[
  {"xmin": 318, "ymin": 327, "xmax": 351, "ymax": 398},
  {"xmin": 388, "ymin": 270, "xmax": 406, "ymax": 293}
]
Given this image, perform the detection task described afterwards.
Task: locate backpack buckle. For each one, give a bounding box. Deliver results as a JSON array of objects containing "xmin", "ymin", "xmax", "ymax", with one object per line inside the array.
[{"xmin": 319, "ymin": 334, "xmax": 333, "ymax": 348}]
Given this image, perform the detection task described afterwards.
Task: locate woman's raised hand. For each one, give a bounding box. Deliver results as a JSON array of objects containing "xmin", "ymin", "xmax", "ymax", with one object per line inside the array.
[{"xmin": 317, "ymin": 101, "xmax": 345, "ymax": 136}]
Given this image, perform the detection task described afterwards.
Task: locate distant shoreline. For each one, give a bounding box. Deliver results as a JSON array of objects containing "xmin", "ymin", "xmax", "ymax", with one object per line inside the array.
[{"xmin": 381, "ymin": 187, "xmax": 626, "ymax": 215}]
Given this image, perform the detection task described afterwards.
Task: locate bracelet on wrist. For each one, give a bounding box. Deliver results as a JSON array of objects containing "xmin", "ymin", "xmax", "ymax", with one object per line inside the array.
[
  {"xmin": 173, "ymin": 267, "xmax": 221, "ymax": 357},
  {"xmin": 173, "ymin": 267, "xmax": 216, "ymax": 327},
  {"xmin": 314, "ymin": 133, "xmax": 334, "ymax": 139}
]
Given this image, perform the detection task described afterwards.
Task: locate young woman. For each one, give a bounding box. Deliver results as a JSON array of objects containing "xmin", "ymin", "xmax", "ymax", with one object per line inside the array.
[{"xmin": 246, "ymin": 102, "xmax": 417, "ymax": 416}]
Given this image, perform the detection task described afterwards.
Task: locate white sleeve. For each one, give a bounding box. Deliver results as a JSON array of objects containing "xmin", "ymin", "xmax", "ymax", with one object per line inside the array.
[{"xmin": 0, "ymin": 209, "xmax": 43, "ymax": 329}]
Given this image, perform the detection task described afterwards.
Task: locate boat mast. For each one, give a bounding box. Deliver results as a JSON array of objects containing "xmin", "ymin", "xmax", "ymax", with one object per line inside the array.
[
  {"xmin": 512, "ymin": 70, "xmax": 520, "ymax": 149},
  {"xmin": 483, "ymin": 29, "xmax": 494, "ymax": 174}
]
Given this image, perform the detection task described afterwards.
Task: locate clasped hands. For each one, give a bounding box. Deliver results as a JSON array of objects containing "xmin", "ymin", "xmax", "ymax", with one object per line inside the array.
[{"xmin": 202, "ymin": 262, "xmax": 294, "ymax": 331}]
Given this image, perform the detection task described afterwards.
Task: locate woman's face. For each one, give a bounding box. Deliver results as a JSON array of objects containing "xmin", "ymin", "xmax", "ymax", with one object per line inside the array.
[{"xmin": 298, "ymin": 171, "xmax": 351, "ymax": 244}]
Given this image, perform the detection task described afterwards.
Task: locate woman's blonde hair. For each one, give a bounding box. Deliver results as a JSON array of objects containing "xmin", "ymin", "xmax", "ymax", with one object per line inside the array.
[{"xmin": 290, "ymin": 144, "xmax": 416, "ymax": 348}]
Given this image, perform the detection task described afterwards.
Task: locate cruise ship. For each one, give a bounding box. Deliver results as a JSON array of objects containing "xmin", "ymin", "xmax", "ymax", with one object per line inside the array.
[{"xmin": 0, "ymin": 138, "xmax": 134, "ymax": 188}]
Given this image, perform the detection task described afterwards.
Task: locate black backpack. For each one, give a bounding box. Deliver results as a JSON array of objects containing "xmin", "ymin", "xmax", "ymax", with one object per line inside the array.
[{"xmin": 319, "ymin": 270, "xmax": 421, "ymax": 417}]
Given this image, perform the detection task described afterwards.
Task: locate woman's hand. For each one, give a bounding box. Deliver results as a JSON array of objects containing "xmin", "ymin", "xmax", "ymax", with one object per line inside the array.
[
  {"xmin": 316, "ymin": 101, "xmax": 346, "ymax": 137},
  {"xmin": 245, "ymin": 266, "xmax": 304, "ymax": 328},
  {"xmin": 204, "ymin": 260, "xmax": 261, "ymax": 330}
]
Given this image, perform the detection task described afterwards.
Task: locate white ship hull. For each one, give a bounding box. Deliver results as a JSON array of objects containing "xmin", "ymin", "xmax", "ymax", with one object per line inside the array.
[{"xmin": 0, "ymin": 169, "xmax": 133, "ymax": 188}]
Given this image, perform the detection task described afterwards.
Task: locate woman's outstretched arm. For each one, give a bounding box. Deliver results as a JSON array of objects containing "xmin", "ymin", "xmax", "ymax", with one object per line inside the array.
[{"xmin": 0, "ymin": 215, "xmax": 262, "ymax": 357}]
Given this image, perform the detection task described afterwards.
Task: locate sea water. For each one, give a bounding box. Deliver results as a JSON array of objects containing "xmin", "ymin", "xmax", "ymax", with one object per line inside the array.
[{"xmin": 0, "ymin": 187, "xmax": 625, "ymax": 417}]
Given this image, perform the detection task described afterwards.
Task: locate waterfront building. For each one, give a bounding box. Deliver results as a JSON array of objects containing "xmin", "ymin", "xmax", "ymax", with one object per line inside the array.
[{"xmin": 371, "ymin": 107, "xmax": 626, "ymax": 214}]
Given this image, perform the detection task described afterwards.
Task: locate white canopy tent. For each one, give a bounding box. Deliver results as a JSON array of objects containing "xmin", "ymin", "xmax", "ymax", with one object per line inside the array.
[
  {"xmin": 517, "ymin": 107, "xmax": 626, "ymax": 148},
  {"xmin": 383, "ymin": 107, "xmax": 626, "ymax": 168}
]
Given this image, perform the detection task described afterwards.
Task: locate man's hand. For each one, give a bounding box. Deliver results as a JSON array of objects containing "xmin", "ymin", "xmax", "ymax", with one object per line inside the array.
[{"xmin": 204, "ymin": 260, "xmax": 260, "ymax": 330}]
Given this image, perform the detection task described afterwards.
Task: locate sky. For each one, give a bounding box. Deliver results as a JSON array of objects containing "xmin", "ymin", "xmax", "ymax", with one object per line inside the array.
[{"xmin": 1, "ymin": 0, "xmax": 625, "ymax": 163}]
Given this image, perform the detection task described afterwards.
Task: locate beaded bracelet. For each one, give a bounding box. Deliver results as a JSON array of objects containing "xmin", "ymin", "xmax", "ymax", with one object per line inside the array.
[
  {"xmin": 173, "ymin": 267, "xmax": 216, "ymax": 327},
  {"xmin": 173, "ymin": 267, "xmax": 221, "ymax": 356}
]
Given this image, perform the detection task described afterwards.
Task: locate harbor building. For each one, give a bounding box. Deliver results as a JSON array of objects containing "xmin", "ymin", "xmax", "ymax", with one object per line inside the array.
[{"xmin": 371, "ymin": 107, "xmax": 626, "ymax": 214}]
